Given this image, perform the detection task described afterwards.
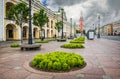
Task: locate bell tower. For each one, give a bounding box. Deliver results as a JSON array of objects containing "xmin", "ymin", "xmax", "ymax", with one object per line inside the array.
[{"xmin": 79, "ymin": 11, "xmax": 84, "ymax": 36}]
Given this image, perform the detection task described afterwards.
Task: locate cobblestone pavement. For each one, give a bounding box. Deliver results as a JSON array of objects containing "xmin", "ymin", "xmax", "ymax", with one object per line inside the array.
[{"xmin": 0, "ymin": 38, "xmax": 120, "ymax": 79}]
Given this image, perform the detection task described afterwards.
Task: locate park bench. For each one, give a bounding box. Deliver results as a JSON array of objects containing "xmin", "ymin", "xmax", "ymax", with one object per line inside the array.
[{"xmin": 20, "ymin": 44, "xmax": 41, "ymax": 50}]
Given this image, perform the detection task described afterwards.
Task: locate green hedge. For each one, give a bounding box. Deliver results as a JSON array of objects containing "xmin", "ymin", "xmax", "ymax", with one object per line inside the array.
[
  {"xmin": 31, "ymin": 51, "xmax": 86, "ymax": 72},
  {"xmin": 70, "ymin": 41, "xmax": 84, "ymax": 43},
  {"xmin": 70, "ymin": 37, "xmax": 85, "ymax": 43},
  {"xmin": 61, "ymin": 43, "xmax": 85, "ymax": 49},
  {"xmin": 35, "ymin": 40, "xmax": 49, "ymax": 43},
  {"xmin": 10, "ymin": 43, "xmax": 19, "ymax": 47}
]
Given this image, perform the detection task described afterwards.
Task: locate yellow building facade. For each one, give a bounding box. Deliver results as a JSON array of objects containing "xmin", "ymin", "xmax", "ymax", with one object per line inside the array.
[{"xmin": 0, "ymin": 0, "xmax": 69, "ymax": 41}]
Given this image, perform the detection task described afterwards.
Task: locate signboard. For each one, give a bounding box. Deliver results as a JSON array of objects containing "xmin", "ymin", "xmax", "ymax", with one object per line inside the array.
[
  {"xmin": 87, "ymin": 30, "xmax": 94, "ymax": 40},
  {"xmin": 89, "ymin": 32, "xmax": 94, "ymax": 39}
]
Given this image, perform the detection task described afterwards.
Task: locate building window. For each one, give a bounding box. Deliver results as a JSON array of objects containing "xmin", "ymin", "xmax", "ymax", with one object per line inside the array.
[{"xmin": 6, "ymin": 2, "xmax": 14, "ymax": 18}]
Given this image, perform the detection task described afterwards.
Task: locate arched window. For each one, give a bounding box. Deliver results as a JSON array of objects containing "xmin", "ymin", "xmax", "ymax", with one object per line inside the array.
[{"xmin": 6, "ymin": 2, "xmax": 14, "ymax": 18}]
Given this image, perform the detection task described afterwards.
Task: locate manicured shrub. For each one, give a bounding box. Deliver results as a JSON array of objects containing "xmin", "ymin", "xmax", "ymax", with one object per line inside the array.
[
  {"xmin": 31, "ymin": 51, "xmax": 86, "ymax": 72},
  {"xmin": 62, "ymin": 63, "xmax": 70, "ymax": 71},
  {"xmin": 70, "ymin": 41, "xmax": 84, "ymax": 43},
  {"xmin": 35, "ymin": 40, "xmax": 49, "ymax": 43},
  {"xmin": 53, "ymin": 62, "xmax": 61, "ymax": 71},
  {"xmin": 47, "ymin": 61, "xmax": 53, "ymax": 70},
  {"xmin": 70, "ymin": 37, "xmax": 85, "ymax": 43},
  {"xmin": 10, "ymin": 43, "xmax": 19, "ymax": 47},
  {"xmin": 61, "ymin": 43, "xmax": 85, "ymax": 49}
]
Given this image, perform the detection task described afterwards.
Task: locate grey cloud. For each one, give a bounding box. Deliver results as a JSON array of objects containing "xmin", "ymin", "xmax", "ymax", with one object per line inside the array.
[
  {"xmin": 48, "ymin": 0, "xmax": 120, "ymax": 29},
  {"xmin": 50, "ymin": 0, "xmax": 86, "ymax": 6},
  {"xmin": 84, "ymin": 0, "xmax": 120, "ymax": 28},
  {"xmin": 107, "ymin": 0, "xmax": 120, "ymax": 10}
]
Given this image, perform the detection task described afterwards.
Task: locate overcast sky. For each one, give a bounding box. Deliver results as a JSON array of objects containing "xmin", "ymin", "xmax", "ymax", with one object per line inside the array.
[{"xmin": 40, "ymin": 0, "xmax": 120, "ymax": 29}]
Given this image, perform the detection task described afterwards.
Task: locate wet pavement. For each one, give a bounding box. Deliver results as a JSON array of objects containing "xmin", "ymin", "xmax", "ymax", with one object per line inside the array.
[{"xmin": 0, "ymin": 38, "xmax": 120, "ymax": 79}]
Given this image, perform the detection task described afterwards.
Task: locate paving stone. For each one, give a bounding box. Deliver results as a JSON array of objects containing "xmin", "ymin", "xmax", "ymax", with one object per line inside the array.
[
  {"xmin": 0, "ymin": 64, "xmax": 4, "ymax": 67},
  {"xmin": 0, "ymin": 38, "xmax": 120, "ymax": 79},
  {"xmin": 103, "ymin": 68, "xmax": 120, "ymax": 77},
  {"xmin": 103, "ymin": 75, "xmax": 112, "ymax": 79},
  {"xmin": 112, "ymin": 76, "xmax": 120, "ymax": 79},
  {"xmin": 53, "ymin": 75, "xmax": 80, "ymax": 79},
  {"xmin": 2, "ymin": 69, "xmax": 31, "ymax": 79},
  {"xmin": 25, "ymin": 74, "xmax": 53, "ymax": 79},
  {"xmin": 76, "ymin": 74, "xmax": 85, "ymax": 78},
  {"xmin": 13, "ymin": 66, "xmax": 22, "ymax": 70},
  {"xmin": 81, "ymin": 74, "xmax": 103, "ymax": 79},
  {"xmin": 0, "ymin": 67, "xmax": 10, "ymax": 74}
]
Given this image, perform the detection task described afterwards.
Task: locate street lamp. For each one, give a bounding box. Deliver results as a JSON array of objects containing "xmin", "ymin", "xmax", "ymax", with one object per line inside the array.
[
  {"xmin": 74, "ymin": 22, "xmax": 76, "ymax": 37},
  {"xmin": 97, "ymin": 15, "xmax": 100, "ymax": 38},
  {"xmin": 28, "ymin": 0, "xmax": 33, "ymax": 44},
  {"xmin": 61, "ymin": 8, "xmax": 64, "ymax": 39},
  {"xmin": 70, "ymin": 18, "xmax": 72, "ymax": 38}
]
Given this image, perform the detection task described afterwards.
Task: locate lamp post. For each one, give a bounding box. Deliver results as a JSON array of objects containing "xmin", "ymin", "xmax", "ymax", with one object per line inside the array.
[
  {"xmin": 61, "ymin": 8, "xmax": 64, "ymax": 39},
  {"xmin": 97, "ymin": 15, "xmax": 100, "ymax": 38},
  {"xmin": 74, "ymin": 22, "xmax": 76, "ymax": 37},
  {"xmin": 28, "ymin": 0, "xmax": 33, "ymax": 44},
  {"xmin": 70, "ymin": 18, "xmax": 72, "ymax": 38}
]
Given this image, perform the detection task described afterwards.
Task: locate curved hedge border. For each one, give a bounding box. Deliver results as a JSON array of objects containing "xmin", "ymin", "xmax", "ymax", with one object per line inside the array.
[
  {"xmin": 30, "ymin": 51, "xmax": 86, "ymax": 72},
  {"xmin": 61, "ymin": 43, "xmax": 84, "ymax": 49},
  {"xmin": 70, "ymin": 41, "xmax": 84, "ymax": 43},
  {"xmin": 10, "ymin": 43, "xmax": 19, "ymax": 47},
  {"xmin": 70, "ymin": 37, "xmax": 85, "ymax": 44}
]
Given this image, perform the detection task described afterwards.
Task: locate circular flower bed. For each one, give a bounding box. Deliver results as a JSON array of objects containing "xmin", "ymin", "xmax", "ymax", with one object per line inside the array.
[
  {"xmin": 30, "ymin": 51, "xmax": 86, "ymax": 72},
  {"xmin": 70, "ymin": 41, "xmax": 84, "ymax": 43},
  {"xmin": 70, "ymin": 37, "xmax": 85, "ymax": 44},
  {"xmin": 61, "ymin": 43, "xmax": 85, "ymax": 49}
]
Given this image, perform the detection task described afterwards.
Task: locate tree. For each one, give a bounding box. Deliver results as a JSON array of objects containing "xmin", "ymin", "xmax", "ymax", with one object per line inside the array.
[
  {"xmin": 33, "ymin": 9, "xmax": 48, "ymax": 40},
  {"xmin": 55, "ymin": 21, "xmax": 62, "ymax": 37},
  {"xmin": 76, "ymin": 30, "xmax": 80, "ymax": 33},
  {"xmin": 7, "ymin": 2, "xmax": 29, "ymax": 44},
  {"xmin": 83, "ymin": 29, "xmax": 86, "ymax": 35}
]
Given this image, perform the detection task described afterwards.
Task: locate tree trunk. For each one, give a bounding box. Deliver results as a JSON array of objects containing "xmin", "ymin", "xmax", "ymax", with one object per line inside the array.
[{"xmin": 20, "ymin": 23, "xmax": 23, "ymax": 44}]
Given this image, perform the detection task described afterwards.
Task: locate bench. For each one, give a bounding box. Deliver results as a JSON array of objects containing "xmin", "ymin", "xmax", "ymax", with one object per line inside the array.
[
  {"xmin": 20, "ymin": 44, "xmax": 41, "ymax": 50},
  {"xmin": 57, "ymin": 39, "xmax": 66, "ymax": 42}
]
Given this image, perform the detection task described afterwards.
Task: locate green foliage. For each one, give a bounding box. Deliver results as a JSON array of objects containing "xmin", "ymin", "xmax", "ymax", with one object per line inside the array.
[
  {"xmin": 10, "ymin": 43, "xmax": 19, "ymax": 47},
  {"xmin": 55, "ymin": 21, "xmax": 62, "ymax": 33},
  {"xmin": 61, "ymin": 43, "xmax": 85, "ymax": 49},
  {"xmin": 31, "ymin": 51, "xmax": 86, "ymax": 72},
  {"xmin": 70, "ymin": 37, "xmax": 85, "ymax": 43},
  {"xmin": 76, "ymin": 30, "xmax": 86, "ymax": 34},
  {"xmin": 7, "ymin": 2, "xmax": 29, "ymax": 43},
  {"xmin": 62, "ymin": 63, "xmax": 70, "ymax": 71},
  {"xmin": 76, "ymin": 30, "xmax": 80, "ymax": 33},
  {"xmin": 47, "ymin": 61, "xmax": 53, "ymax": 70},
  {"xmin": 33, "ymin": 9, "xmax": 48, "ymax": 30},
  {"xmin": 53, "ymin": 62, "xmax": 61, "ymax": 71},
  {"xmin": 33, "ymin": 9, "xmax": 48, "ymax": 40},
  {"xmin": 35, "ymin": 40, "xmax": 49, "ymax": 43},
  {"xmin": 7, "ymin": 2, "xmax": 29, "ymax": 26}
]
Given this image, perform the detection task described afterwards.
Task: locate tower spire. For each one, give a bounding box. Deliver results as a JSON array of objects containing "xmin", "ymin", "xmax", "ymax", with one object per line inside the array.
[{"xmin": 79, "ymin": 10, "xmax": 84, "ymax": 36}]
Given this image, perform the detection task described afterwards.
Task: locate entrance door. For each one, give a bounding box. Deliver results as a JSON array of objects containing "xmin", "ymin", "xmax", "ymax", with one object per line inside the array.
[{"xmin": 8, "ymin": 30, "xmax": 13, "ymax": 38}]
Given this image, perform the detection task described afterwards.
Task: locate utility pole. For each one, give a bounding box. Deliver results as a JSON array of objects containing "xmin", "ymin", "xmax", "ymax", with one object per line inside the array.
[{"xmin": 97, "ymin": 15, "xmax": 100, "ymax": 38}]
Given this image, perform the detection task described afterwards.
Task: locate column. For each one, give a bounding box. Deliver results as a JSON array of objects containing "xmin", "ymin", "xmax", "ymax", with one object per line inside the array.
[{"xmin": 0, "ymin": 0, "xmax": 5, "ymax": 41}]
